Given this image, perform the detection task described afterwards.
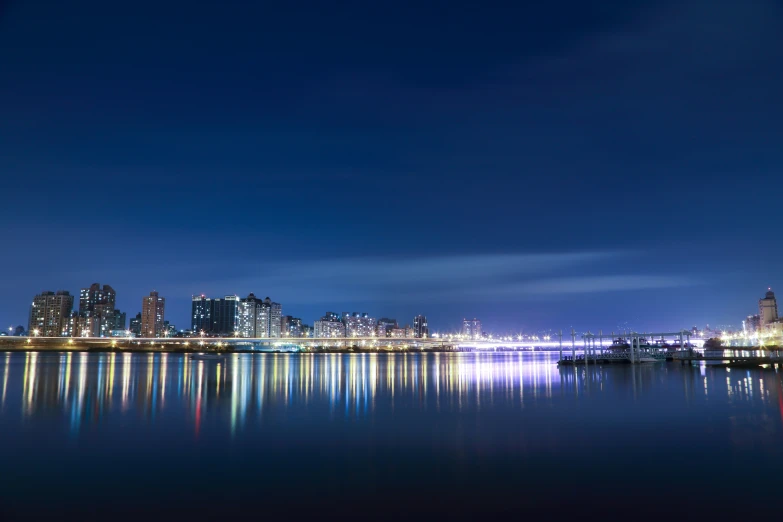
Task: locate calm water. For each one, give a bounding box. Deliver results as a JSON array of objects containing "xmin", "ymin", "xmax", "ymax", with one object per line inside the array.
[{"xmin": 1, "ymin": 351, "xmax": 781, "ymax": 520}]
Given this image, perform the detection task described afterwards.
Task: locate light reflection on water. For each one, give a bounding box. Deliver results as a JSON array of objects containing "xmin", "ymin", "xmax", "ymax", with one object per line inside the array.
[
  {"xmin": 2, "ymin": 351, "xmax": 783, "ymax": 435},
  {"xmin": 3, "ymin": 352, "xmax": 565, "ymax": 431},
  {"xmin": 2, "ymin": 351, "xmax": 783, "ymax": 520}
]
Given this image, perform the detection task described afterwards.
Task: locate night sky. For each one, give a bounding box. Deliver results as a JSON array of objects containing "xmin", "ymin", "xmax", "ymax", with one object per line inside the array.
[{"xmin": 1, "ymin": 0, "xmax": 782, "ymax": 334}]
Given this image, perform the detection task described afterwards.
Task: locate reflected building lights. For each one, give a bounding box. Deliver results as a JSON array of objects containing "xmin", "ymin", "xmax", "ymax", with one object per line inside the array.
[
  {"xmin": 6, "ymin": 352, "xmax": 783, "ymax": 439},
  {"xmin": 1, "ymin": 354, "xmax": 9, "ymax": 409}
]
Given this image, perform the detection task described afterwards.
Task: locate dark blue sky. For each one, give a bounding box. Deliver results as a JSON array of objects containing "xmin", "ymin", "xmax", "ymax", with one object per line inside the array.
[{"xmin": 1, "ymin": 0, "xmax": 782, "ymax": 333}]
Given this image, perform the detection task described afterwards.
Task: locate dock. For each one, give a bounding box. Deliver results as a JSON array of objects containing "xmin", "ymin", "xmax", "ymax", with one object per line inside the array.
[
  {"xmin": 557, "ymin": 329, "xmax": 783, "ymax": 367},
  {"xmin": 557, "ymin": 330, "xmax": 695, "ymax": 365}
]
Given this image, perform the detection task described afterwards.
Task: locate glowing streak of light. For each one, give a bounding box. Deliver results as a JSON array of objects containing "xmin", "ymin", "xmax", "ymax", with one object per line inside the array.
[{"xmin": 1, "ymin": 354, "xmax": 9, "ymax": 409}]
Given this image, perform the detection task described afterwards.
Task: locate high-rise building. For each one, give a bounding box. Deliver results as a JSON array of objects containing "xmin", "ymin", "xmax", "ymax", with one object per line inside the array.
[
  {"xmin": 79, "ymin": 283, "xmax": 117, "ymax": 337},
  {"xmin": 249, "ymin": 297, "xmax": 282, "ymax": 338},
  {"xmin": 237, "ymin": 293, "xmax": 262, "ymax": 337},
  {"xmin": 111, "ymin": 309, "xmax": 126, "ymax": 331},
  {"xmin": 191, "ymin": 295, "xmax": 213, "ymax": 334},
  {"xmin": 314, "ymin": 312, "xmax": 345, "ymax": 338},
  {"xmin": 141, "ymin": 291, "xmax": 165, "ymax": 338},
  {"xmin": 413, "ymin": 315, "xmax": 428, "ymax": 338},
  {"xmin": 212, "ymin": 295, "xmax": 240, "ymax": 335},
  {"xmin": 163, "ymin": 320, "xmax": 176, "ymax": 337},
  {"xmin": 376, "ymin": 318, "xmax": 398, "ymax": 338},
  {"xmin": 343, "ymin": 312, "xmax": 376, "ymax": 337},
  {"xmin": 79, "ymin": 283, "xmax": 115, "ymax": 315},
  {"xmin": 29, "ymin": 291, "xmax": 74, "ymax": 337},
  {"xmin": 745, "ymin": 314, "xmax": 761, "ymax": 334},
  {"xmin": 269, "ymin": 298, "xmax": 282, "ymax": 338},
  {"xmin": 281, "ymin": 316, "xmax": 303, "ymax": 337},
  {"xmin": 301, "ymin": 324, "xmax": 313, "ymax": 338},
  {"xmin": 129, "ymin": 313, "xmax": 142, "ymax": 336},
  {"xmin": 255, "ymin": 299, "xmax": 271, "ymax": 337},
  {"xmin": 759, "ymin": 289, "xmax": 778, "ymax": 327},
  {"xmin": 462, "ymin": 318, "xmax": 482, "ymax": 340},
  {"xmin": 65, "ymin": 311, "xmax": 100, "ymax": 337}
]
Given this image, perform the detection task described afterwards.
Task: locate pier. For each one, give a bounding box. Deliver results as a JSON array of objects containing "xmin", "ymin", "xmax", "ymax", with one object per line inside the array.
[
  {"xmin": 555, "ymin": 329, "xmax": 783, "ymax": 368},
  {"xmin": 557, "ymin": 330, "xmax": 694, "ymax": 365}
]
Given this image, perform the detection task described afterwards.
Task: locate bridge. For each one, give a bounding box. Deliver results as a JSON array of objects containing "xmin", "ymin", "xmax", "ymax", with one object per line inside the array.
[
  {"xmin": 0, "ymin": 331, "xmax": 709, "ymax": 354},
  {"xmin": 0, "ymin": 335, "xmax": 560, "ymax": 352}
]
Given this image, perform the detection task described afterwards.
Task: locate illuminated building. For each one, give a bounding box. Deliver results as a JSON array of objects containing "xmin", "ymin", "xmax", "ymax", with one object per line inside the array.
[
  {"xmin": 212, "ymin": 295, "xmax": 240, "ymax": 335},
  {"xmin": 247, "ymin": 297, "xmax": 279, "ymax": 338},
  {"xmin": 314, "ymin": 312, "xmax": 345, "ymax": 338},
  {"xmin": 79, "ymin": 283, "xmax": 115, "ymax": 315},
  {"xmin": 129, "ymin": 313, "xmax": 142, "ymax": 336},
  {"xmin": 282, "ymin": 315, "xmax": 304, "ymax": 337},
  {"xmin": 64, "ymin": 311, "xmax": 99, "ymax": 337},
  {"xmin": 141, "ymin": 291, "xmax": 165, "ymax": 337},
  {"xmin": 376, "ymin": 318, "xmax": 398, "ymax": 337},
  {"xmin": 163, "ymin": 320, "xmax": 176, "ymax": 337},
  {"xmin": 301, "ymin": 324, "xmax": 313, "ymax": 338},
  {"xmin": 343, "ymin": 312, "xmax": 376, "ymax": 337},
  {"xmin": 759, "ymin": 289, "xmax": 778, "ymax": 327},
  {"xmin": 111, "ymin": 309, "xmax": 126, "ymax": 331},
  {"xmin": 28, "ymin": 290, "xmax": 73, "ymax": 336},
  {"xmin": 413, "ymin": 315, "xmax": 428, "ymax": 338},
  {"xmin": 462, "ymin": 318, "xmax": 482, "ymax": 340},
  {"xmin": 269, "ymin": 298, "xmax": 282, "ymax": 338},
  {"xmin": 745, "ymin": 314, "xmax": 761, "ymax": 334},
  {"xmin": 78, "ymin": 283, "xmax": 117, "ymax": 337},
  {"xmin": 191, "ymin": 295, "xmax": 213, "ymax": 333},
  {"xmin": 389, "ymin": 328, "xmax": 407, "ymax": 338},
  {"xmin": 237, "ymin": 293, "xmax": 261, "ymax": 337}
]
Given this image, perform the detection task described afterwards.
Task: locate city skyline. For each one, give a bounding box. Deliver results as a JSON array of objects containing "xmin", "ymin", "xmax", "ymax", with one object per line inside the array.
[{"xmin": 15, "ymin": 283, "xmax": 781, "ymax": 339}]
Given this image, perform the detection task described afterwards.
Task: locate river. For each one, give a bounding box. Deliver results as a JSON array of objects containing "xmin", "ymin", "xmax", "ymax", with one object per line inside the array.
[{"xmin": 0, "ymin": 351, "xmax": 780, "ymax": 520}]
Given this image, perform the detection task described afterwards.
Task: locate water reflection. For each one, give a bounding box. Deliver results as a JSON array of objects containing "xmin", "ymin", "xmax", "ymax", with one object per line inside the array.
[{"xmin": 2, "ymin": 352, "xmax": 783, "ymax": 438}]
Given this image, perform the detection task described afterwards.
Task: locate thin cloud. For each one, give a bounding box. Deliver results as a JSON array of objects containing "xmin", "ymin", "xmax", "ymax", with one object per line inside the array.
[
  {"xmin": 161, "ymin": 251, "xmax": 698, "ymax": 305},
  {"xmin": 501, "ymin": 275, "xmax": 699, "ymax": 295}
]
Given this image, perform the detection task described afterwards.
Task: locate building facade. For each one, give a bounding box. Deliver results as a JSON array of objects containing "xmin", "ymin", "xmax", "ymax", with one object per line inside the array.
[
  {"xmin": 141, "ymin": 291, "xmax": 165, "ymax": 337},
  {"xmin": 111, "ymin": 309, "xmax": 126, "ymax": 331},
  {"xmin": 269, "ymin": 298, "xmax": 282, "ymax": 338},
  {"xmin": 129, "ymin": 313, "xmax": 142, "ymax": 336},
  {"xmin": 343, "ymin": 312, "xmax": 376, "ymax": 337},
  {"xmin": 314, "ymin": 312, "xmax": 345, "ymax": 338},
  {"xmin": 237, "ymin": 293, "xmax": 259, "ymax": 337},
  {"xmin": 413, "ymin": 315, "xmax": 428, "ymax": 338},
  {"xmin": 191, "ymin": 295, "xmax": 213, "ymax": 334},
  {"xmin": 759, "ymin": 289, "xmax": 778, "ymax": 327},
  {"xmin": 281, "ymin": 316, "xmax": 303, "ymax": 337},
  {"xmin": 376, "ymin": 318, "xmax": 398, "ymax": 338},
  {"xmin": 79, "ymin": 283, "xmax": 117, "ymax": 337},
  {"xmin": 745, "ymin": 314, "xmax": 761, "ymax": 335},
  {"xmin": 462, "ymin": 318, "xmax": 482, "ymax": 340},
  {"xmin": 212, "ymin": 295, "xmax": 240, "ymax": 335},
  {"xmin": 64, "ymin": 311, "xmax": 100, "ymax": 337},
  {"xmin": 389, "ymin": 328, "xmax": 407, "ymax": 338},
  {"xmin": 29, "ymin": 290, "xmax": 74, "ymax": 337}
]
